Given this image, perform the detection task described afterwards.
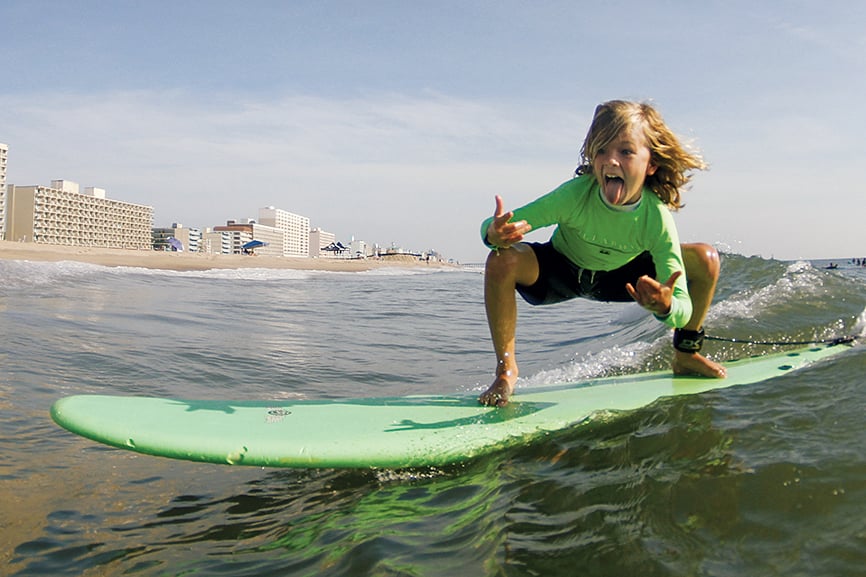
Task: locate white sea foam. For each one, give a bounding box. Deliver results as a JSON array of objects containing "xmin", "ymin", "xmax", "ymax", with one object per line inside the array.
[
  {"xmin": 0, "ymin": 258, "xmax": 461, "ymax": 288},
  {"xmin": 354, "ymin": 266, "xmax": 464, "ymax": 277},
  {"xmin": 0, "ymin": 259, "xmax": 109, "ymax": 290},
  {"xmin": 122, "ymin": 266, "xmax": 316, "ymax": 282},
  {"xmin": 522, "ymin": 340, "xmax": 657, "ymax": 387},
  {"xmin": 853, "ymin": 307, "xmax": 866, "ymax": 338},
  {"xmin": 709, "ymin": 260, "xmax": 826, "ymax": 321}
]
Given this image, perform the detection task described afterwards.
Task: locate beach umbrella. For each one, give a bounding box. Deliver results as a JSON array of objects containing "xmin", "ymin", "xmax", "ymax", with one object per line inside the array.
[
  {"xmin": 242, "ymin": 240, "xmax": 268, "ymax": 250},
  {"xmin": 167, "ymin": 237, "xmax": 184, "ymax": 251}
]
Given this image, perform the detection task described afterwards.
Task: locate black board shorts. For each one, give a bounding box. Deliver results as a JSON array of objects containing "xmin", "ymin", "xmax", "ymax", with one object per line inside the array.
[{"xmin": 516, "ymin": 242, "xmax": 657, "ymax": 306}]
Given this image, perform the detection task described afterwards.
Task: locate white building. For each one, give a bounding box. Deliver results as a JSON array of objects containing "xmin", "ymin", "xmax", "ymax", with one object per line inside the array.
[
  {"xmin": 351, "ymin": 238, "xmax": 372, "ymax": 258},
  {"xmin": 0, "ymin": 142, "xmax": 7, "ymax": 240},
  {"xmin": 309, "ymin": 227, "xmax": 336, "ymax": 258},
  {"xmin": 258, "ymin": 206, "xmax": 310, "ymax": 258}
]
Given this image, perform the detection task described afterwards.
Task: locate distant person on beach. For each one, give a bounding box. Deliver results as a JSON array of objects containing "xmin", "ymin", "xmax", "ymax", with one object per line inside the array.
[{"xmin": 479, "ymin": 100, "xmax": 725, "ymax": 407}]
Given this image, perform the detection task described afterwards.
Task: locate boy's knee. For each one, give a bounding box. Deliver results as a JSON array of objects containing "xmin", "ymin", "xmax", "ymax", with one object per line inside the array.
[
  {"xmin": 485, "ymin": 247, "xmax": 522, "ymax": 281},
  {"xmin": 684, "ymin": 243, "xmax": 720, "ymax": 280}
]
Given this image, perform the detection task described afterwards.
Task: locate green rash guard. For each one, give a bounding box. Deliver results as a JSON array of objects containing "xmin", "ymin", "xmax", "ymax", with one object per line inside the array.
[{"xmin": 481, "ymin": 174, "xmax": 692, "ymax": 328}]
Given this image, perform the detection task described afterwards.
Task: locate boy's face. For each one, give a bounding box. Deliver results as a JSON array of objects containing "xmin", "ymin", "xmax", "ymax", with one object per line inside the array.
[{"xmin": 591, "ymin": 124, "xmax": 657, "ymax": 206}]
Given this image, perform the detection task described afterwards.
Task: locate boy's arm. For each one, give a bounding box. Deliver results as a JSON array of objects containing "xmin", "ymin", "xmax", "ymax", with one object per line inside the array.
[
  {"xmin": 647, "ymin": 213, "xmax": 692, "ymax": 327},
  {"xmin": 481, "ymin": 180, "xmax": 579, "ymax": 248},
  {"xmin": 481, "ymin": 196, "xmax": 531, "ymax": 250}
]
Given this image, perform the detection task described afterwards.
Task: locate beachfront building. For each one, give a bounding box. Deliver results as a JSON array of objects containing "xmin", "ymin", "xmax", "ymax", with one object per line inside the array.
[
  {"xmin": 257, "ymin": 206, "xmax": 310, "ymax": 258},
  {"xmin": 201, "ymin": 228, "xmax": 232, "ymax": 254},
  {"xmin": 213, "ymin": 219, "xmax": 284, "ymax": 256},
  {"xmin": 0, "ymin": 142, "xmax": 7, "ymax": 240},
  {"xmin": 152, "ymin": 223, "xmax": 202, "ymax": 252},
  {"xmin": 351, "ymin": 238, "xmax": 373, "ymax": 258},
  {"xmin": 5, "ymin": 180, "xmax": 153, "ymax": 249},
  {"xmin": 152, "ymin": 227, "xmax": 172, "ymax": 251},
  {"xmin": 309, "ymin": 227, "xmax": 336, "ymax": 258}
]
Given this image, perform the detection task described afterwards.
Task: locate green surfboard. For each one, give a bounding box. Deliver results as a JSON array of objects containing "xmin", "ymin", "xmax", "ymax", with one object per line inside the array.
[{"xmin": 51, "ymin": 344, "xmax": 851, "ymax": 469}]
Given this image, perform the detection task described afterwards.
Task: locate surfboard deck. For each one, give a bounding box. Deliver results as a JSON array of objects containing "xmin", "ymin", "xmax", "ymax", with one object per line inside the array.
[{"xmin": 51, "ymin": 343, "xmax": 851, "ymax": 469}]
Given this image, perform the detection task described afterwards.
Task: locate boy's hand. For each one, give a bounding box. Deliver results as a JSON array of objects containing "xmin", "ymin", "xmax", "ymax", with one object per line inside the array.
[
  {"xmin": 626, "ymin": 271, "xmax": 682, "ymax": 316},
  {"xmin": 487, "ymin": 195, "xmax": 531, "ymax": 249}
]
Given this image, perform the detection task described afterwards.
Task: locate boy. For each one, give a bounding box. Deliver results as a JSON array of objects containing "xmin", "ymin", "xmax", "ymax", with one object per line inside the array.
[{"xmin": 479, "ymin": 100, "xmax": 725, "ymax": 407}]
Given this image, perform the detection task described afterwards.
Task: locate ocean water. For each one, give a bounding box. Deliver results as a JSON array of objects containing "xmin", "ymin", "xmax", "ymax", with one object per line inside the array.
[{"xmin": 1, "ymin": 253, "xmax": 865, "ymax": 576}]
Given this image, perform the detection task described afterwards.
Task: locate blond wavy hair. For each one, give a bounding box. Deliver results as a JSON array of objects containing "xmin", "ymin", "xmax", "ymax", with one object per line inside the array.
[{"xmin": 575, "ymin": 100, "xmax": 706, "ymax": 210}]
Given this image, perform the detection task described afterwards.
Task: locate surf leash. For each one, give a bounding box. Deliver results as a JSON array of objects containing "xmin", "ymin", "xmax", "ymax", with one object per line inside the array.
[{"xmin": 704, "ymin": 334, "xmax": 858, "ymax": 347}]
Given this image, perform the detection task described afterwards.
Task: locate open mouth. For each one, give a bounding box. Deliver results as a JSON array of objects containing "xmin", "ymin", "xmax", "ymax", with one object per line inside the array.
[{"xmin": 602, "ymin": 174, "xmax": 625, "ymax": 204}]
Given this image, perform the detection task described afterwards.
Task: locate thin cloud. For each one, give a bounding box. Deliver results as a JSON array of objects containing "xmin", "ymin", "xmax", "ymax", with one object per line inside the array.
[{"xmin": 1, "ymin": 91, "xmax": 580, "ymax": 259}]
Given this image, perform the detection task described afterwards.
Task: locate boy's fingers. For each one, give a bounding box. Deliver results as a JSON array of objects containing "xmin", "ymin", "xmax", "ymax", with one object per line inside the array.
[
  {"xmin": 494, "ymin": 195, "xmax": 505, "ymax": 218},
  {"xmin": 664, "ymin": 270, "xmax": 683, "ymax": 288}
]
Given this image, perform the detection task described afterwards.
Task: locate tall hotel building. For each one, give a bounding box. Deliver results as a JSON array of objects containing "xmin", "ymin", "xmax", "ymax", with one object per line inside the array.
[
  {"xmin": 5, "ymin": 179, "xmax": 153, "ymax": 249},
  {"xmin": 0, "ymin": 142, "xmax": 8, "ymax": 240},
  {"xmin": 258, "ymin": 206, "xmax": 310, "ymax": 258}
]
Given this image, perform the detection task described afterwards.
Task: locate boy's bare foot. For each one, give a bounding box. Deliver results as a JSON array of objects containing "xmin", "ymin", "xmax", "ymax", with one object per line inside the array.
[
  {"xmin": 673, "ymin": 351, "xmax": 727, "ymax": 378},
  {"xmin": 479, "ymin": 373, "xmax": 517, "ymax": 407}
]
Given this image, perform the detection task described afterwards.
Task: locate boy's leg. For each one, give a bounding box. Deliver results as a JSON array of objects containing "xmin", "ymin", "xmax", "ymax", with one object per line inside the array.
[
  {"xmin": 479, "ymin": 244, "xmax": 540, "ymax": 406},
  {"xmin": 674, "ymin": 243, "xmax": 727, "ymax": 378}
]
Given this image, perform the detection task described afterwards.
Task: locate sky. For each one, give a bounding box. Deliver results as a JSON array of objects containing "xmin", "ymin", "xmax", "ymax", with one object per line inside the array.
[{"xmin": 2, "ymin": 0, "xmax": 865, "ymax": 262}]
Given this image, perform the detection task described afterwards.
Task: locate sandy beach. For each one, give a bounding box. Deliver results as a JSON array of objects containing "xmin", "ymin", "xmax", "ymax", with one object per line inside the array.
[{"xmin": 0, "ymin": 240, "xmax": 452, "ymax": 272}]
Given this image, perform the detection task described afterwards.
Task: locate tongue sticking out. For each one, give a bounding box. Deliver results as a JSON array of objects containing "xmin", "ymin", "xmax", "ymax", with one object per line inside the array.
[{"xmin": 603, "ymin": 176, "xmax": 625, "ymax": 205}]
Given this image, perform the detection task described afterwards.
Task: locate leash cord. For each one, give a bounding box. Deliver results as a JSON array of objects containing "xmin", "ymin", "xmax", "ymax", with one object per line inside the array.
[{"xmin": 705, "ymin": 335, "xmax": 857, "ymax": 347}]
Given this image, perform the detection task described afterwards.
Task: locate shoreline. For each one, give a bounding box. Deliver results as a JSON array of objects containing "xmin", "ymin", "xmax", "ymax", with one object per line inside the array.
[{"xmin": 0, "ymin": 241, "xmax": 455, "ymax": 272}]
